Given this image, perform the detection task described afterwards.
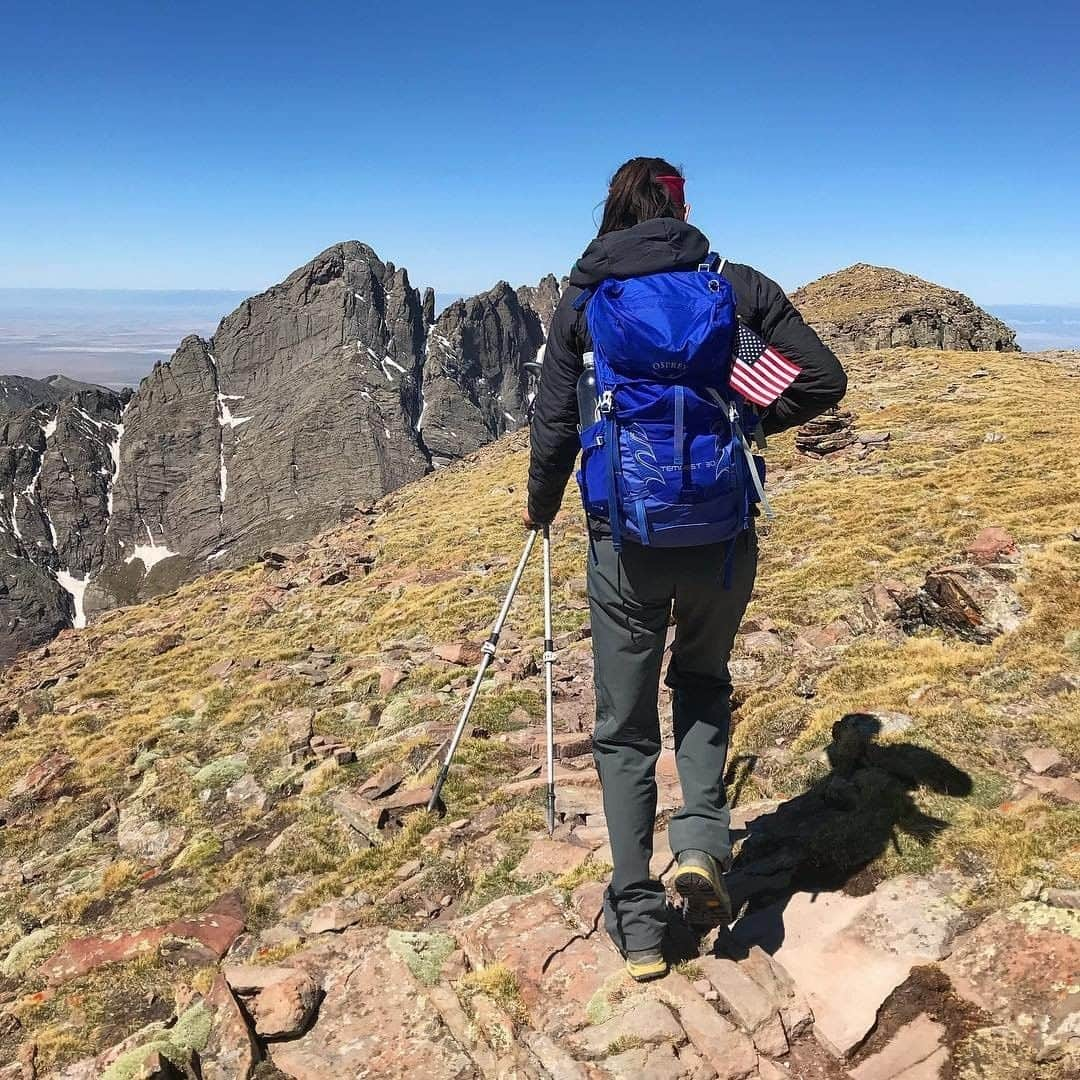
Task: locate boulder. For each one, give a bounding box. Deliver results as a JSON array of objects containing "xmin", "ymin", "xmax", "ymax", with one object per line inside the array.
[
  {"xmin": 200, "ymin": 975, "xmax": 259, "ymax": 1080},
  {"xmin": 904, "ymin": 562, "xmax": 1025, "ymax": 642},
  {"xmin": 117, "ymin": 803, "xmax": 187, "ymax": 864},
  {"xmin": 252, "ymin": 969, "xmax": 320, "ymax": 1039},
  {"xmin": 433, "ymin": 641, "xmax": 483, "ymax": 666}
]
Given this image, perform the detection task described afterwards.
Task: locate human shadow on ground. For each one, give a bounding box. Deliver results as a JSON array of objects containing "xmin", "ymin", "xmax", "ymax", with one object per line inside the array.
[{"xmin": 666, "ymin": 712, "xmax": 974, "ymax": 962}]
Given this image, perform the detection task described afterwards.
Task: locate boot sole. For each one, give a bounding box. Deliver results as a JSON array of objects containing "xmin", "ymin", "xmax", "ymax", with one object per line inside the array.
[
  {"xmin": 674, "ymin": 866, "xmax": 733, "ymax": 927},
  {"xmin": 625, "ymin": 957, "xmax": 669, "ymax": 982}
]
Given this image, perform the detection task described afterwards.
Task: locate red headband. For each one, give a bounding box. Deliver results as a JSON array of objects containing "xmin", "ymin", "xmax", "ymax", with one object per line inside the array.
[{"xmin": 655, "ymin": 174, "xmax": 685, "ymax": 205}]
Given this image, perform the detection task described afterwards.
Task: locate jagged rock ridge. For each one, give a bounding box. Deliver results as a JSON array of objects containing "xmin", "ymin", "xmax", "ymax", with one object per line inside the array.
[
  {"xmin": 0, "ymin": 377, "xmax": 130, "ymax": 661},
  {"xmin": 791, "ymin": 263, "xmax": 1019, "ymax": 355},
  {"xmin": 0, "ymin": 245, "xmax": 558, "ymax": 659}
]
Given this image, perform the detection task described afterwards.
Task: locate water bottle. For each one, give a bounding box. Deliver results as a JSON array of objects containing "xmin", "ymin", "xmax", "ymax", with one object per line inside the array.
[{"xmin": 576, "ymin": 352, "xmax": 598, "ymax": 431}]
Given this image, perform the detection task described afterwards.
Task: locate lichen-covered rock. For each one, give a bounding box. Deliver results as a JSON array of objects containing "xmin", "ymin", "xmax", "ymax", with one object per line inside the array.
[
  {"xmin": 942, "ymin": 902, "xmax": 1080, "ymax": 1062},
  {"xmin": 117, "ymin": 803, "xmax": 186, "ymax": 863},
  {"xmin": 0, "ymin": 926, "xmax": 58, "ymax": 977}
]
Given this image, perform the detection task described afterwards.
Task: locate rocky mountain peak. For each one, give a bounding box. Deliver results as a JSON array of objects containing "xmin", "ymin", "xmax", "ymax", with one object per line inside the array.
[
  {"xmin": 1, "ymin": 244, "xmax": 557, "ymax": 660},
  {"xmin": 791, "ymin": 263, "xmax": 1018, "ymax": 355}
]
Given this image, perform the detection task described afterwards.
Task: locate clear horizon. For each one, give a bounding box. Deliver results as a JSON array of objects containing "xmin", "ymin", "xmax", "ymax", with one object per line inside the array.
[
  {"xmin": 2, "ymin": 283, "xmax": 1078, "ymax": 391},
  {"xmin": 1, "ymin": 2, "xmax": 1078, "ymax": 305}
]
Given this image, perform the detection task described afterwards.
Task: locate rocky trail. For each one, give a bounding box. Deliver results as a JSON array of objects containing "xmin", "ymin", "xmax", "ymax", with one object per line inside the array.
[{"xmin": 0, "ymin": 347, "xmax": 1078, "ymax": 1078}]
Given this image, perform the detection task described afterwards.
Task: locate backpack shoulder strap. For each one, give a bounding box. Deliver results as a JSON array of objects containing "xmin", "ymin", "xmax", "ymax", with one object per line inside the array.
[
  {"xmin": 571, "ymin": 286, "xmax": 594, "ymax": 311},
  {"xmin": 697, "ymin": 252, "xmax": 727, "ymax": 274}
]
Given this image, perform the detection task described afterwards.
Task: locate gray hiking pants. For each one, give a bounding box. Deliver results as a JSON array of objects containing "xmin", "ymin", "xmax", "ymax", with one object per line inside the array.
[{"xmin": 587, "ymin": 529, "xmax": 758, "ymax": 954}]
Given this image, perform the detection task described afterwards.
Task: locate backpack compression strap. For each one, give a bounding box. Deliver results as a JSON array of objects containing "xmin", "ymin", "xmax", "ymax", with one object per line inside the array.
[{"xmin": 698, "ymin": 253, "xmax": 727, "ymax": 274}]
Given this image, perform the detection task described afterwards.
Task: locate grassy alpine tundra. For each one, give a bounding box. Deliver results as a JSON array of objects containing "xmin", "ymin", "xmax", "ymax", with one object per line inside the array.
[{"xmin": 1, "ymin": 345, "xmax": 1077, "ymax": 1078}]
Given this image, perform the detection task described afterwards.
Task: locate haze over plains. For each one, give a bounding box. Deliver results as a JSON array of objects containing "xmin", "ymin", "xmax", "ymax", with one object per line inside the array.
[{"xmin": 1, "ymin": 287, "xmax": 1075, "ymax": 390}]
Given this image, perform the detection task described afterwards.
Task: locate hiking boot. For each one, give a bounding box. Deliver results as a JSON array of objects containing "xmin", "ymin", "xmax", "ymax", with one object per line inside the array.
[
  {"xmin": 673, "ymin": 850, "xmax": 733, "ymax": 929},
  {"xmin": 624, "ymin": 945, "xmax": 668, "ymax": 982}
]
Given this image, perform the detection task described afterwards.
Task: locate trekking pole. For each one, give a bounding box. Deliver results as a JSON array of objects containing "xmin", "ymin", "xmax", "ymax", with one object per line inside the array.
[
  {"xmin": 542, "ymin": 525, "xmax": 557, "ymax": 835},
  {"xmin": 428, "ymin": 528, "xmax": 540, "ymax": 814}
]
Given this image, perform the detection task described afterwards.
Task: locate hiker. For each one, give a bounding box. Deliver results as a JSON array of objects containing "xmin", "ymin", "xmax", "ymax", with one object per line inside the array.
[{"xmin": 525, "ymin": 157, "xmax": 847, "ymax": 981}]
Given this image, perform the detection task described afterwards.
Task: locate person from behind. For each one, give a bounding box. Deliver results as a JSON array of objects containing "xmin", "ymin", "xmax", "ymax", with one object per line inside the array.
[{"xmin": 525, "ymin": 156, "xmax": 847, "ymax": 980}]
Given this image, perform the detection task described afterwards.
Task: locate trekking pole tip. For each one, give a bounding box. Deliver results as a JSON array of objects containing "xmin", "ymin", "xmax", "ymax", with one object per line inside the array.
[{"xmin": 427, "ymin": 767, "xmax": 450, "ymax": 816}]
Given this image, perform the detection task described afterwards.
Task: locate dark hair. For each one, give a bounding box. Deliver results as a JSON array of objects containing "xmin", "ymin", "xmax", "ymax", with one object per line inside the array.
[{"xmin": 598, "ymin": 156, "xmax": 685, "ymax": 236}]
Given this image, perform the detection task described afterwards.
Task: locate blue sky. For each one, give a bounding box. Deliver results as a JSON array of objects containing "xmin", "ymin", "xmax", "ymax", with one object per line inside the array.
[{"xmin": 1, "ymin": 1, "xmax": 1077, "ymax": 304}]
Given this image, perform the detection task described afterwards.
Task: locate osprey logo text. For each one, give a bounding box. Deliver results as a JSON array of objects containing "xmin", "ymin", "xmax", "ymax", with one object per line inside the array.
[{"xmin": 651, "ymin": 359, "xmax": 687, "ymax": 378}]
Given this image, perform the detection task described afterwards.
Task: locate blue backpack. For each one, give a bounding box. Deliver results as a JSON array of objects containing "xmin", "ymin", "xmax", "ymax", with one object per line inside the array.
[{"xmin": 574, "ymin": 255, "xmax": 771, "ymax": 553}]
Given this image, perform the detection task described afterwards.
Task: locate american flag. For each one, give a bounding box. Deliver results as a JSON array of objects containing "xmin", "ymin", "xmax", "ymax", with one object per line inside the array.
[{"xmin": 729, "ymin": 322, "xmax": 802, "ymax": 407}]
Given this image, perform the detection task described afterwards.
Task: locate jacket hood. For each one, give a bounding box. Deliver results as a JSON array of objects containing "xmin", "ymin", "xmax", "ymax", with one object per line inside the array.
[{"xmin": 568, "ymin": 219, "xmax": 711, "ymax": 287}]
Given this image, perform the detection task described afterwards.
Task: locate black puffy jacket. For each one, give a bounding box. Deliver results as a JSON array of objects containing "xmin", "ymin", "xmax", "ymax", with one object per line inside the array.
[{"xmin": 527, "ymin": 219, "xmax": 848, "ymax": 524}]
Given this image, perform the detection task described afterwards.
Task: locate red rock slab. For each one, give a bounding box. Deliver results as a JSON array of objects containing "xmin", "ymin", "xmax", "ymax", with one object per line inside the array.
[
  {"xmin": 965, "ymin": 526, "xmax": 1017, "ymax": 564},
  {"xmin": 456, "ymin": 888, "xmax": 621, "ymax": 1034},
  {"xmin": 848, "ymin": 1014, "xmax": 947, "ymax": 1080},
  {"xmin": 458, "ymin": 890, "xmax": 580, "ymax": 1003},
  {"xmin": 375, "ymin": 784, "xmax": 434, "ymax": 826},
  {"xmin": 568, "ymin": 881, "xmax": 606, "ymax": 931},
  {"xmin": 500, "ymin": 768, "xmax": 601, "ymax": 799},
  {"xmin": 530, "ymin": 930, "xmax": 624, "ymax": 1033},
  {"xmin": 1023, "ymin": 772, "xmax": 1080, "ymax": 803},
  {"xmin": 659, "ymin": 973, "xmax": 758, "ymax": 1079},
  {"xmin": 40, "ymin": 925, "xmax": 167, "ymax": 986},
  {"xmin": 269, "ymin": 935, "xmax": 474, "ymax": 1079},
  {"xmin": 8, "ymin": 750, "xmax": 75, "ymax": 800},
  {"xmin": 377, "ymin": 784, "xmax": 433, "ymax": 812},
  {"xmin": 526, "ymin": 732, "xmax": 593, "ymax": 760},
  {"xmin": 729, "ymin": 876, "xmax": 961, "ymax": 1057},
  {"xmin": 378, "ymin": 665, "xmax": 407, "ymax": 694},
  {"xmin": 515, "ymin": 838, "xmax": 594, "ymax": 879},
  {"xmin": 1021, "ymin": 747, "xmax": 1066, "ymax": 776},
  {"xmin": 41, "ymin": 894, "xmax": 245, "ymax": 986},
  {"xmin": 433, "ymin": 641, "xmax": 483, "ymax": 666},
  {"xmin": 356, "ymin": 761, "xmax": 404, "ymax": 799},
  {"xmin": 160, "ymin": 906, "xmax": 245, "ymax": 964}
]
